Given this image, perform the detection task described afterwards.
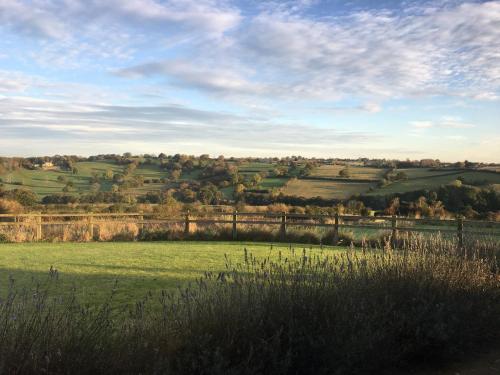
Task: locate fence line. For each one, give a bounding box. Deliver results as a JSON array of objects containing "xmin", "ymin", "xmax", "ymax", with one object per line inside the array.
[{"xmin": 0, "ymin": 212, "xmax": 499, "ymax": 244}]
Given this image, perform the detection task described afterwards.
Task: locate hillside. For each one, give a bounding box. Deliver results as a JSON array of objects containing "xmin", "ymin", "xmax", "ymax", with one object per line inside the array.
[{"xmin": 1, "ymin": 157, "xmax": 499, "ymax": 211}]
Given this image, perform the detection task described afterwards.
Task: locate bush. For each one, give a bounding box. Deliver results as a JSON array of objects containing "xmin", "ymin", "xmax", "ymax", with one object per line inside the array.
[{"xmin": 0, "ymin": 239, "xmax": 499, "ymax": 374}]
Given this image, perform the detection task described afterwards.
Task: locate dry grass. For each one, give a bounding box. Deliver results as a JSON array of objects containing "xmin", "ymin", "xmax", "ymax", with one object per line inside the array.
[{"xmin": 283, "ymin": 178, "xmax": 376, "ymax": 199}]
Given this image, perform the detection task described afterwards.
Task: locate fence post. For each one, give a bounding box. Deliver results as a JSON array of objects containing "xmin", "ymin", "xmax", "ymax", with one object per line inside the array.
[
  {"xmin": 457, "ymin": 216, "xmax": 464, "ymax": 255},
  {"xmin": 333, "ymin": 213, "xmax": 339, "ymax": 245},
  {"xmin": 184, "ymin": 211, "xmax": 190, "ymax": 237},
  {"xmin": 391, "ymin": 215, "xmax": 398, "ymax": 248},
  {"xmin": 232, "ymin": 210, "xmax": 237, "ymax": 240},
  {"xmin": 87, "ymin": 213, "xmax": 94, "ymax": 241},
  {"xmin": 36, "ymin": 212, "xmax": 42, "ymax": 241},
  {"xmin": 280, "ymin": 212, "xmax": 287, "ymax": 241},
  {"xmin": 138, "ymin": 211, "xmax": 144, "ymax": 237}
]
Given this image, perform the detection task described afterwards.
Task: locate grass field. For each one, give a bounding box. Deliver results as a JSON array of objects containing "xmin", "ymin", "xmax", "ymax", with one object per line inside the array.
[
  {"xmin": 284, "ymin": 179, "xmax": 376, "ymax": 199},
  {"xmin": 0, "ymin": 241, "xmax": 343, "ymax": 306},
  {"xmin": 371, "ymin": 169, "xmax": 500, "ymax": 194},
  {"xmin": 311, "ymin": 164, "xmax": 386, "ymax": 180},
  {"xmin": 0, "ymin": 160, "xmax": 171, "ymax": 197}
]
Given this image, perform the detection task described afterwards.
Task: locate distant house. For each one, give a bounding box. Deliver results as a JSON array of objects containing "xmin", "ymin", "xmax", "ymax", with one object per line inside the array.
[{"xmin": 42, "ymin": 162, "xmax": 54, "ymax": 169}]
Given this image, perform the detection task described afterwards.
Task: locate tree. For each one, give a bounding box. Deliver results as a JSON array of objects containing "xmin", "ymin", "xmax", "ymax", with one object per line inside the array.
[
  {"xmin": 170, "ymin": 169, "xmax": 182, "ymax": 181},
  {"xmin": 251, "ymin": 173, "xmax": 262, "ymax": 187},
  {"xmin": 105, "ymin": 168, "xmax": 114, "ymax": 180},
  {"xmin": 339, "ymin": 167, "xmax": 351, "ymax": 178}
]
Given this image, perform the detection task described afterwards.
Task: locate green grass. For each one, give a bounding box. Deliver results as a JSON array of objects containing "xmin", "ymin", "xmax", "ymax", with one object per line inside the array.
[
  {"xmin": 371, "ymin": 170, "xmax": 500, "ymax": 195},
  {"xmin": 0, "ymin": 161, "xmax": 171, "ymax": 198},
  {"xmin": 0, "ymin": 241, "xmax": 344, "ymax": 306},
  {"xmin": 259, "ymin": 177, "xmax": 289, "ymax": 190},
  {"xmin": 311, "ymin": 164, "xmax": 386, "ymax": 180},
  {"xmin": 284, "ymin": 179, "xmax": 375, "ymax": 199}
]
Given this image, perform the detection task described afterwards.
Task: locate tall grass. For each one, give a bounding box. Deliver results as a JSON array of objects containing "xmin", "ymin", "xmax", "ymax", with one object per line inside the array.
[{"xmin": 0, "ymin": 238, "xmax": 499, "ymax": 374}]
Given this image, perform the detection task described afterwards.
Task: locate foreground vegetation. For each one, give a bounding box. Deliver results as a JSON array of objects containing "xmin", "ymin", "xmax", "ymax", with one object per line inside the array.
[{"xmin": 0, "ymin": 237, "xmax": 499, "ymax": 374}]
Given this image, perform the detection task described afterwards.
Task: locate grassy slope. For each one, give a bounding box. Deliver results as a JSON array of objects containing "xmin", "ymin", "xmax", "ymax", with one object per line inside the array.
[
  {"xmin": 2, "ymin": 161, "xmax": 499, "ymax": 200},
  {"xmin": 0, "ymin": 161, "xmax": 170, "ymax": 197},
  {"xmin": 370, "ymin": 169, "xmax": 500, "ymax": 195},
  {"xmin": 311, "ymin": 164, "xmax": 386, "ymax": 179},
  {"xmin": 0, "ymin": 241, "xmax": 344, "ymax": 305}
]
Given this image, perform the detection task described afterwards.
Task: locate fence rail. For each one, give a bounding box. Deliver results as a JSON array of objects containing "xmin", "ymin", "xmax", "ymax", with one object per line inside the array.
[{"xmin": 0, "ymin": 212, "xmax": 499, "ymax": 244}]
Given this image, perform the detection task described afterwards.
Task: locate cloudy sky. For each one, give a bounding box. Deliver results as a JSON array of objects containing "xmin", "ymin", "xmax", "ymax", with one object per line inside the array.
[{"xmin": 0, "ymin": 0, "xmax": 499, "ymax": 161}]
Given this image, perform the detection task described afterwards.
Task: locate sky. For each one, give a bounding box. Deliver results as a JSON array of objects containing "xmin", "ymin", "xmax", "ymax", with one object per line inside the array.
[{"xmin": 0, "ymin": 0, "xmax": 499, "ymax": 162}]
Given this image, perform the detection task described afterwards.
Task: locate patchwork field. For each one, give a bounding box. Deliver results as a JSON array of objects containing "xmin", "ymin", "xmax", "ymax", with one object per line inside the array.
[{"xmin": 0, "ymin": 241, "xmax": 343, "ymax": 306}]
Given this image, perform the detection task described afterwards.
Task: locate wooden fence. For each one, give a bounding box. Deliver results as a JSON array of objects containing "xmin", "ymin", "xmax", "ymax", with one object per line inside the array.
[{"xmin": 0, "ymin": 212, "xmax": 499, "ymax": 245}]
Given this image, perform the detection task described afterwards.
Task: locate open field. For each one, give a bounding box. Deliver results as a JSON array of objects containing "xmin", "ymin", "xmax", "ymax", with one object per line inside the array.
[
  {"xmin": 0, "ymin": 241, "xmax": 343, "ymax": 306},
  {"xmin": 311, "ymin": 164, "xmax": 386, "ymax": 180},
  {"xmin": 0, "ymin": 160, "xmax": 170, "ymax": 197},
  {"xmin": 284, "ymin": 178, "xmax": 376, "ymax": 199},
  {"xmin": 372, "ymin": 169, "xmax": 500, "ymax": 195}
]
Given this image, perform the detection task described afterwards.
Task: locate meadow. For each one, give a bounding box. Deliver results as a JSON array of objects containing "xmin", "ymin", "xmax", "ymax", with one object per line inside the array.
[
  {"xmin": 0, "ymin": 241, "xmax": 342, "ymax": 305},
  {"xmin": 284, "ymin": 178, "xmax": 376, "ymax": 199},
  {"xmin": 310, "ymin": 164, "xmax": 386, "ymax": 180},
  {"xmin": 371, "ymin": 168, "xmax": 500, "ymax": 195}
]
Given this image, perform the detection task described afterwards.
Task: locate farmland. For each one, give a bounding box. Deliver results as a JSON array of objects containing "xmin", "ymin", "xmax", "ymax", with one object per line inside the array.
[
  {"xmin": 370, "ymin": 169, "xmax": 500, "ymax": 195},
  {"xmin": 283, "ymin": 179, "xmax": 376, "ymax": 199},
  {"xmin": 1, "ymin": 157, "xmax": 500, "ymax": 221},
  {"xmin": 310, "ymin": 164, "xmax": 386, "ymax": 180}
]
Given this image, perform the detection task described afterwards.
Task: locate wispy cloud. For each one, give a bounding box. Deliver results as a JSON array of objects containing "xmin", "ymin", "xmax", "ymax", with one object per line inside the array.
[{"xmin": 0, "ymin": 96, "xmax": 379, "ymax": 156}]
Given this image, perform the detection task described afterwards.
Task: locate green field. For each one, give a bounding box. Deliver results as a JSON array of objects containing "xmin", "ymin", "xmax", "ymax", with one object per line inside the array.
[
  {"xmin": 284, "ymin": 179, "xmax": 376, "ymax": 199},
  {"xmin": 371, "ymin": 169, "xmax": 500, "ymax": 195},
  {"xmin": 0, "ymin": 241, "xmax": 343, "ymax": 306},
  {"xmin": 0, "ymin": 160, "xmax": 170, "ymax": 197},
  {"xmin": 311, "ymin": 164, "xmax": 386, "ymax": 180}
]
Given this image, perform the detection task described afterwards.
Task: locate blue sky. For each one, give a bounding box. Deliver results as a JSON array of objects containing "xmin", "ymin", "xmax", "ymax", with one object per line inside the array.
[{"xmin": 0, "ymin": 0, "xmax": 499, "ymax": 162}]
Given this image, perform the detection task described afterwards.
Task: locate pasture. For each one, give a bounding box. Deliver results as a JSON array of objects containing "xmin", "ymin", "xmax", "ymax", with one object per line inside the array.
[
  {"xmin": 373, "ymin": 169, "xmax": 500, "ymax": 194},
  {"xmin": 0, "ymin": 241, "xmax": 342, "ymax": 306},
  {"xmin": 311, "ymin": 164, "xmax": 386, "ymax": 180},
  {"xmin": 0, "ymin": 160, "xmax": 171, "ymax": 197},
  {"xmin": 284, "ymin": 178, "xmax": 376, "ymax": 199}
]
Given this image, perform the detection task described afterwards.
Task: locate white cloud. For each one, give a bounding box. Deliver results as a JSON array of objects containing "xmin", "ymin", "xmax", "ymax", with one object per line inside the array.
[
  {"xmin": 0, "ymin": 96, "xmax": 379, "ymax": 156},
  {"xmin": 410, "ymin": 116, "xmax": 475, "ymax": 132},
  {"xmin": 411, "ymin": 121, "xmax": 434, "ymax": 129},
  {"xmin": 111, "ymin": 1, "xmax": 500, "ymax": 105}
]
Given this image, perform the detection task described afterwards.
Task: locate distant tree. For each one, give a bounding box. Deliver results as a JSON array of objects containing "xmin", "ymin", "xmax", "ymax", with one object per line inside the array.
[
  {"xmin": 339, "ymin": 167, "xmax": 351, "ymax": 178},
  {"xmin": 105, "ymin": 168, "xmax": 114, "ymax": 180},
  {"xmin": 170, "ymin": 169, "xmax": 181, "ymax": 181},
  {"xmin": 251, "ymin": 173, "xmax": 263, "ymax": 186}
]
